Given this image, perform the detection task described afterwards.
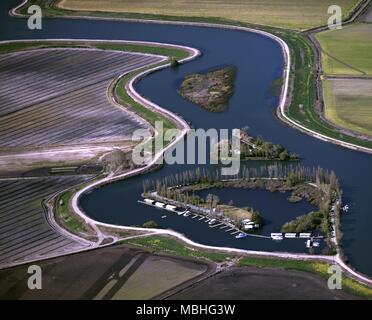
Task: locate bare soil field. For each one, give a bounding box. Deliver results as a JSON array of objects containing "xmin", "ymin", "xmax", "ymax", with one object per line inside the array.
[
  {"xmin": 0, "ymin": 48, "xmax": 162, "ymax": 151},
  {"xmin": 0, "ymin": 175, "xmax": 94, "ymax": 269},
  {"xmin": 0, "ymin": 141, "xmax": 134, "ymax": 176},
  {"xmin": 0, "ymin": 246, "xmax": 210, "ymax": 300},
  {"xmin": 323, "ymin": 78, "xmax": 372, "ymax": 137}
]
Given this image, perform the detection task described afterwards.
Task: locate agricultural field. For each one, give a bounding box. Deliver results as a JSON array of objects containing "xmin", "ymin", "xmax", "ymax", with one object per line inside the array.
[
  {"xmin": 323, "ymin": 79, "xmax": 372, "ymax": 136},
  {"xmin": 316, "ymin": 23, "xmax": 372, "ymax": 76},
  {"xmin": 0, "ymin": 246, "xmax": 210, "ymax": 299},
  {"xmin": 57, "ymin": 0, "xmax": 360, "ymax": 30},
  {"xmin": 0, "ymin": 49, "xmax": 164, "ymax": 149},
  {"xmin": 98, "ymin": 254, "xmax": 207, "ymax": 299},
  {"xmin": 0, "ymin": 175, "xmax": 93, "ymax": 269},
  {"xmin": 170, "ymin": 267, "xmax": 356, "ymax": 300}
]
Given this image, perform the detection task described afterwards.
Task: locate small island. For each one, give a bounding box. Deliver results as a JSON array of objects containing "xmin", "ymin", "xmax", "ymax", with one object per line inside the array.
[
  {"xmin": 178, "ymin": 66, "xmax": 236, "ymax": 112},
  {"xmin": 235, "ymin": 129, "xmax": 299, "ymax": 161}
]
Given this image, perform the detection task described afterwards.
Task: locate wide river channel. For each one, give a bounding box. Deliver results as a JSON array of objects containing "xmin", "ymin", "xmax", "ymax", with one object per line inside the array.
[{"xmin": 2, "ymin": 0, "xmax": 372, "ymax": 276}]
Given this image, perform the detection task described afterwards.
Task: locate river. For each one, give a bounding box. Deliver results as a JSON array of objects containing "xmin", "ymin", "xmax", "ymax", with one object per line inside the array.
[{"xmin": 1, "ymin": 0, "xmax": 371, "ymax": 276}]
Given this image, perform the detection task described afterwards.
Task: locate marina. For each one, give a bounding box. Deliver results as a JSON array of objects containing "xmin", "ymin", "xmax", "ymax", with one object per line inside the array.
[{"xmin": 139, "ymin": 198, "xmax": 323, "ymax": 246}]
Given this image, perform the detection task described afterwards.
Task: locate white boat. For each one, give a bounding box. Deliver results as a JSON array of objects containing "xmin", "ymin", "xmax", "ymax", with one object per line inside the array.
[
  {"xmin": 243, "ymin": 221, "xmax": 255, "ymax": 226},
  {"xmin": 154, "ymin": 202, "xmax": 165, "ymax": 208},
  {"xmin": 183, "ymin": 211, "xmax": 191, "ymax": 217},
  {"xmin": 271, "ymin": 233, "xmax": 283, "ymax": 241},
  {"xmin": 313, "ymin": 241, "xmax": 320, "ymax": 247},
  {"xmin": 144, "ymin": 198, "xmax": 155, "ymax": 205},
  {"xmin": 165, "ymin": 204, "xmax": 177, "ymax": 212},
  {"xmin": 306, "ymin": 239, "xmax": 312, "ymax": 248},
  {"xmin": 235, "ymin": 232, "xmax": 247, "ymax": 239},
  {"xmin": 208, "ymin": 219, "xmax": 216, "ymax": 225},
  {"xmin": 284, "ymin": 233, "xmax": 297, "ymax": 239},
  {"xmin": 299, "ymin": 233, "xmax": 311, "ymax": 238}
]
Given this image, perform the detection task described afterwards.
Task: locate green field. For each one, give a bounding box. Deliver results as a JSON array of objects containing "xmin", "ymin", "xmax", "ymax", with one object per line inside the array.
[
  {"xmin": 126, "ymin": 235, "xmax": 372, "ymax": 299},
  {"xmin": 58, "ymin": 0, "xmax": 360, "ymax": 30},
  {"xmin": 238, "ymin": 257, "xmax": 372, "ymax": 299},
  {"xmin": 323, "ymin": 79, "xmax": 372, "ymax": 136},
  {"xmin": 108, "ymin": 255, "xmax": 206, "ymax": 299},
  {"xmin": 125, "ymin": 235, "xmax": 233, "ymax": 262},
  {"xmin": 316, "ymin": 23, "xmax": 372, "ymax": 76}
]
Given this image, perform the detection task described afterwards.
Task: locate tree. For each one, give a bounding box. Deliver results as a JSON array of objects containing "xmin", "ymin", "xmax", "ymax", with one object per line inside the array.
[
  {"xmin": 170, "ymin": 57, "xmax": 179, "ymax": 68},
  {"xmin": 206, "ymin": 194, "xmax": 214, "ymax": 211},
  {"xmin": 142, "ymin": 220, "xmax": 160, "ymax": 228},
  {"xmin": 212, "ymin": 195, "xmax": 220, "ymax": 209},
  {"xmin": 286, "ymin": 172, "xmax": 298, "ymax": 187},
  {"xmin": 279, "ymin": 150, "xmax": 290, "ymax": 161}
]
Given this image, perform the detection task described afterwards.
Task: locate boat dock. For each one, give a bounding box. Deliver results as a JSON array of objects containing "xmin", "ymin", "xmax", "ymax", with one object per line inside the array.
[{"xmin": 139, "ymin": 197, "xmax": 306, "ymax": 241}]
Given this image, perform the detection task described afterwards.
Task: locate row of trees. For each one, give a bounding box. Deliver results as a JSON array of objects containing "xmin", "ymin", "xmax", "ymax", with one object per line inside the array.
[{"xmin": 143, "ymin": 164, "xmax": 340, "ymax": 194}]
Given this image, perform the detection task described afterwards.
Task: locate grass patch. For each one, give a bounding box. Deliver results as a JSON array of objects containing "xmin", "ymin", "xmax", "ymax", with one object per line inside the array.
[
  {"xmin": 238, "ymin": 257, "xmax": 372, "ymax": 299},
  {"xmin": 114, "ymin": 70, "xmax": 175, "ymax": 131},
  {"xmin": 95, "ymin": 43, "xmax": 188, "ymax": 60},
  {"xmin": 55, "ymin": 190, "xmax": 91, "ymax": 235},
  {"xmin": 124, "ymin": 235, "xmax": 233, "ymax": 262},
  {"xmin": 0, "ymin": 41, "xmax": 188, "ymax": 60},
  {"xmin": 316, "ymin": 23, "xmax": 372, "ymax": 76},
  {"xmin": 324, "ymin": 78, "xmax": 372, "ymax": 136},
  {"xmin": 56, "ymin": 0, "xmax": 360, "ymax": 31},
  {"xmin": 281, "ymin": 211, "xmax": 325, "ymax": 233}
]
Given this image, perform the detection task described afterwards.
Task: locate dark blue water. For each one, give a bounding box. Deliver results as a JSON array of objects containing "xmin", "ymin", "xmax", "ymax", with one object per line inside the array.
[
  {"xmin": 195, "ymin": 188, "xmax": 317, "ymax": 234},
  {"xmin": 2, "ymin": 0, "xmax": 371, "ymax": 275}
]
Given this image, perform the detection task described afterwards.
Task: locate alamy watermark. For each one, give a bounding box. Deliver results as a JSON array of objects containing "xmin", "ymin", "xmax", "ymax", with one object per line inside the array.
[
  {"xmin": 27, "ymin": 5, "xmax": 42, "ymax": 30},
  {"xmin": 328, "ymin": 5, "xmax": 343, "ymax": 30},
  {"xmin": 132, "ymin": 121, "xmax": 241, "ymax": 176},
  {"xmin": 27, "ymin": 265, "xmax": 42, "ymax": 290},
  {"xmin": 328, "ymin": 265, "xmax": 343, "ymax": 290}
]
